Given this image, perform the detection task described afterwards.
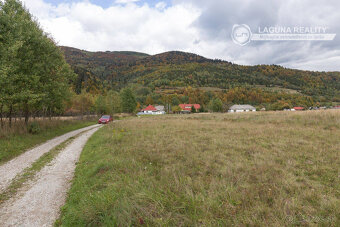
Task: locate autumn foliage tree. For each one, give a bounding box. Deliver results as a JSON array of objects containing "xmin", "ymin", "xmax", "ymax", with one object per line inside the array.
[{"xmin": 145, "ymin": 95, "xmax": 154, "ymax": 105}]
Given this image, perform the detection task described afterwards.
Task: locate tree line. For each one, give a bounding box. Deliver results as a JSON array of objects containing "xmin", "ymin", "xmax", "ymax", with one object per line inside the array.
[
  {"xmin": 63, "ymin": 84, "xmax": 318, "ymax": 116},
  {"xmin": 64, "ymin": 88, "xmax": 137, "ymax": 116},
  {"xmin": 0, "ymin": 0, "xmax": 74, "ymax": 127}
]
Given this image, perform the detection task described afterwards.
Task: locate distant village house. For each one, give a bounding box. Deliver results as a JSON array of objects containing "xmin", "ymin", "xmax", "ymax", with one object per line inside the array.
[
  {"xmin": 138, "ymin": 105, "xmax": 165, "ymax": 115},
  {"xmin": 155, "ymin": 105, "xmax": 165, "ymax": 113},
  {"xmin": 228, "ymin": 105, "xmax": 256, "ymax": 113},
  {"xmin": 179, "ymin": 104, "xmax": 201, "ymax": 113},
  {"xmin": 292, "ymin": 107, "xmax": 304, "ymax": 111}
]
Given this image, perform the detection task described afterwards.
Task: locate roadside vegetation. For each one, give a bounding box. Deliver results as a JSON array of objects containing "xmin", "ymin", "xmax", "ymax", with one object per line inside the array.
[
  {"xmin": 0, "ymin": 118, "xmax": 96, "ymax": 164},
  {"xmin": 58, "ymin": 110, "xmax": 339, "ymax": 226}
]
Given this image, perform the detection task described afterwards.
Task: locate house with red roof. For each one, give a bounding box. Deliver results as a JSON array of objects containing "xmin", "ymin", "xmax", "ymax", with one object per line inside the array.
[
  {"xmin": 142, "ymin": 105, "xmax": 157, "ymax": 113},
  {"xmin": 292, "ymin": 107, "xmax": 304, "ymax": 111},
  {"xmin": 138, "ymin": 105, "xmax": 165, "ymax": 115},
  {"xmin": 179, "ymin": 104, "xmax": 201, "ymax": 113}
]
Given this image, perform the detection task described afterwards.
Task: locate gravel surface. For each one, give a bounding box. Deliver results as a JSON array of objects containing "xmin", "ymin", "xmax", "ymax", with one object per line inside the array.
[
  {"xmin": 0, "ymin": 124, "xmax": 99, "ymax": 193},
  {"xmin": 0, "ymin": 126, "xmax": 102, "ymax": 227}
]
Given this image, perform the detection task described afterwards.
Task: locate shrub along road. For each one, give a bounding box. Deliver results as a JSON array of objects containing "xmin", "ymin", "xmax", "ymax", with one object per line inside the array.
[{"xmin": 0, "ymin": 125, "xmax": 102, "ymax": 226}]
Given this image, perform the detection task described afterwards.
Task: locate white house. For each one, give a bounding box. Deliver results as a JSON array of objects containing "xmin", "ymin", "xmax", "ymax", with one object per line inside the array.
[
  {"xmin": 229, "ymin": 105, "xmax": 256, "ymax": 113},
  {"xmin": 137, "ymin": 105, "xmax": 165, "ymax": 115},
  {"xmin": 155, "ymin": 105, "xmax": 166, "ymax": 114}
]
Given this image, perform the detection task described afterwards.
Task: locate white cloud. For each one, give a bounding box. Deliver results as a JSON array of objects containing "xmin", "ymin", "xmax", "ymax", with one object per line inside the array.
[
  {"xmin": 19, "ymin": 0, "xmax": 340, "ymax": 71},
  {"xmin": 115, "ymin": 0, "xmax": 140, "ymax": 4},
  {"xmin": 21, "ymin": 0, "xmax": 202, "ymax": 55},
  {"xmin": 155, "ymin": 2, "xmax": 167, "ymax": 10}
]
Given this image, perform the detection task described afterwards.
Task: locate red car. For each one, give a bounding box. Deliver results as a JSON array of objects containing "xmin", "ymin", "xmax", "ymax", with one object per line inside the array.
[{"xmin": 98, "ymin": 115, "xmax": 113, "ymax": 124}]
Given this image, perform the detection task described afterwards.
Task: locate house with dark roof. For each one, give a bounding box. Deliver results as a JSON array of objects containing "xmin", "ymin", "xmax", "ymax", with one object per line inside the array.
[
  {"xmin": 155, "ymin": 105, "xmax": 165, "ymax": 112},
  {"xmin": 229, "ymin": 104, "xmax": 256, "ymax": 113}
]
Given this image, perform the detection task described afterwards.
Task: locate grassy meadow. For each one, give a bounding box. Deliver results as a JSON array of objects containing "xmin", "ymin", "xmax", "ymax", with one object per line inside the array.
[
  {"xmin": 58, "ymin": 110, "xmax": 339, "ymax": 226},
  {"xmin": 0, "ymin": 117, "xmax": 96, "ymax": 164}
]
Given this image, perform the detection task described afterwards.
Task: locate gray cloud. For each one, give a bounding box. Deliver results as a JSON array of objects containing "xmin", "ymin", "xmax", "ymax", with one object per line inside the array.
[
  {"xmin": 22, "ymin": 0, "xmax": 340, "ymax": 71},
  {"xmin": 177, "ymin": 0, "xmax": 340, "ymax": 71}
]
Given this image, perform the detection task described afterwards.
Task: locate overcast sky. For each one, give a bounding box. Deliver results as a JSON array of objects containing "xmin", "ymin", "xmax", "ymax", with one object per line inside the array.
[{"xmin": 20, "ymin": 0, "xmax": 340, "ymax": 72}]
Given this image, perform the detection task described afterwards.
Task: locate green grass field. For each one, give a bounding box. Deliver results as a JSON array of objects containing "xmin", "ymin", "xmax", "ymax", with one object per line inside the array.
[
  {"xmin": 58, "ymin": 111, "xmax": 339, "ymax": 226},
  {"xmin": 0, "ymin": 119, "xmax": 96, "ymax": 164}
]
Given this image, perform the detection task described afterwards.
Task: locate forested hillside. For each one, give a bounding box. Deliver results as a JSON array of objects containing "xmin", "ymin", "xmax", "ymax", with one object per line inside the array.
[{"xmin": 61, "ymin": 46, "xmax": 340, "ymax": 103}]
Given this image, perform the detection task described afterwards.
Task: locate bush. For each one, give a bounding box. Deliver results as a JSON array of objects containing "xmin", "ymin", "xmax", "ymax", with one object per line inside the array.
[
  {"xmin": 199, "ymin": 105, "xmax": 206, "ymax": 113},
  {"xmin": 191, "ymin": 105, "xmax": 196, "ymax": 113},
  {"xmin": 28, "ymin": 122, "xmax": 41, "ymax": 134},
  {"xmin": 209, "ymin": 98, "xmax": 223, "ymax": 112}
]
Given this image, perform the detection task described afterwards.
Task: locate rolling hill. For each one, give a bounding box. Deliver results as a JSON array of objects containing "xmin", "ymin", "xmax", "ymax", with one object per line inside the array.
[{"xmin": 60, "ymin": 46, "xmax": 340, "ymax": 102}]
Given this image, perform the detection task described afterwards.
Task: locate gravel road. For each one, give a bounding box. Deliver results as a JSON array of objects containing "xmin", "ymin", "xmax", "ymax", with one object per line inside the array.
[
  {"xmin": 0, "ymin": 124, "xmax": 99, "ymax": 193},
  {"xmin": 0, "ymin": 126, "xmax": 102, "ymax": 227}
]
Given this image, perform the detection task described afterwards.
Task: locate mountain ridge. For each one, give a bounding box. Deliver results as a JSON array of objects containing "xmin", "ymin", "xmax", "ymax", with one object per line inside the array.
[{"xmin": 60, "ymin": 46, "xmax": 340, "ymax": 102}]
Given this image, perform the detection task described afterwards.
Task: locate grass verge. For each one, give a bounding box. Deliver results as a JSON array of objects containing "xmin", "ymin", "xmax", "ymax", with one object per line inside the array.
[
  {"xmin": 0, "ymin": 119, "xmax": 96, "ymax": 165},
  {"xmin": 57, "ymin": 111, "xmax": 339, "ymax": 226}
]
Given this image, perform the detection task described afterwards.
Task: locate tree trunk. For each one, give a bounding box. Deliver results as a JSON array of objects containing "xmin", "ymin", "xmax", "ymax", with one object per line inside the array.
[
  {"xmin": 8, "ymin": 105, "xmax": 13, "ymax": 128},
  {"xmin": 49, "ymin": 108, "xmax": 52, "ymax": 120},
  {"xmin": 24, "ymin": 103, "xmax": 29, "ymax": 126},
  {"xmin": 0, "ymin": 103, "xmax": 3, "ymax": 128},
  {"xmin": 43, "ymin": 107, "xmax": 47, "ymax": 119}
]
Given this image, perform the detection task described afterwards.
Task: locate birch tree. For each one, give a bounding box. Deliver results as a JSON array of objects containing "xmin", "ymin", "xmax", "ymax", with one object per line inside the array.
[{"xmin": 0, "ymin": 0, "xmax": 75, "ymax": 125}]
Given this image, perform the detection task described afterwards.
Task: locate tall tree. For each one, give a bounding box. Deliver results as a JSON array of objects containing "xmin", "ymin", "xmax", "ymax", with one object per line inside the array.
[
  {"xmin": 95, "ymin": 95, "xmax": 107, "ymax": 115},
  {"xmin": 120, "ymin": 88, "xmax": 137, "ymax": 113},
  {"xmin": 145, "ymin": 95, "xmax": 154, "ymax": 105},
  {"xmin": 106, "ymin": 90, "xmax": 122, "ymax": 114},
  {"xmin": 0, "ymin": 0, "xmax": 23, "ymax": 126},
  {"xmin": 0, "ymin": 2, "xmax": 5, "ymax": 126},
  {"xmin": 209, "ymin": 98, "xmax": 223, "ymax": 112},
  {"xmin": 0, "ymin": 0, "xmax": 75, "ymax": 124}
]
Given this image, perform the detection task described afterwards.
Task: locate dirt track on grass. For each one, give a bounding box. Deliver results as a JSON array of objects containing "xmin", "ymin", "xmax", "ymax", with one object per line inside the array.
[
  {"xmin": 0, "ymin": 124, "xmax": 100, "ymax": 193},
  {"xmin": 0, "ymin": 126, "xmax": 101, "ymax": 227}
]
